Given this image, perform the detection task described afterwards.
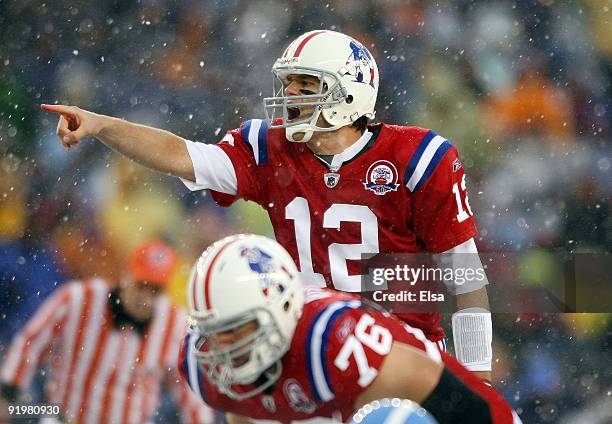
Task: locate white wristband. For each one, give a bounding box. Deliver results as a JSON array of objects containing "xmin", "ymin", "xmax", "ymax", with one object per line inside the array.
[{"xmin": 452, "ymin": 307, "xmax": 492, "ymax": 372}]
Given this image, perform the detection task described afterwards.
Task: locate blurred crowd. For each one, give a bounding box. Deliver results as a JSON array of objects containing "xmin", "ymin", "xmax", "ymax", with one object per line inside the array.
[{"xmin": 0, "ymin": 0, "xmax": 610, "ymax": 422}]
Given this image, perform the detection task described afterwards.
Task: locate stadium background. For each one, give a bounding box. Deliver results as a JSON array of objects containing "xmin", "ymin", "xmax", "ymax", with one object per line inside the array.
[{"xmin": 0, "ymin": 0, "xmax": 610, "ymax": 422}]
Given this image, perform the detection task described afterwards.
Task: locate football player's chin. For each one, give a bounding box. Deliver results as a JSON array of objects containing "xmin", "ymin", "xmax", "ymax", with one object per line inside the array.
[{"xmin": 292, "ymin": 132, "xmax": 306, "ymax": 141}]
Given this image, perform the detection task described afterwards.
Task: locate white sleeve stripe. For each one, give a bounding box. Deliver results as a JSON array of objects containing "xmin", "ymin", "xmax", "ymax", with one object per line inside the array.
[
  {"xmin": 247, "ymin": 119, "xmax": 263, "ymax": 164},
  {"xmin": 405, "ymin": 135, "xmax": 447, "ymax": 191},
  {"xmin": 309, "ymin": 300, "xmax": 361, "ymax": 402},
  {"xmin": 180, "ymin": 140, "xmax": 238, "ymax": 195},
  {"xmin": 310, "ymin": 302, "xmax": 346, "ymax": 402},
  {"xmin": 187, "ymin": 334, "xmax": 204, "ymax": 402}
]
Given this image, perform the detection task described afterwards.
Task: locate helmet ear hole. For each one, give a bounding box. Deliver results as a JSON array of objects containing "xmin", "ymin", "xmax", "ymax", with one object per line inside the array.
[
  {"xmin": 346, "ymin": 95, "xmax": 354, "ymax": 104},
  {"xmin": 283, "ymin": 301, "xmax": 290, "ymax": 312}
]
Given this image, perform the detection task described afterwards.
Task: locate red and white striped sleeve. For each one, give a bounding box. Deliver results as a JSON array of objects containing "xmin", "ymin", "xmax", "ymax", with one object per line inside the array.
[
  {"xmin": 163, "ymin": 307, "xmax": 215, "ymax": 424},
  {"xmin": 0, "ymin": 282, "xmax": 75, "ymax": 389}
]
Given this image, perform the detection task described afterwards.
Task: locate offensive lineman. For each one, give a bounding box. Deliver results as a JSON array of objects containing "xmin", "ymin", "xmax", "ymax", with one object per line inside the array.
[{"xmin": 179, "ymin": 234, "xmax": 519, "ymax": 423}]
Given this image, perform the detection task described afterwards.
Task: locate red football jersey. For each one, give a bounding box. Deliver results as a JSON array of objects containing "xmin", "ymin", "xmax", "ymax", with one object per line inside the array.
[
  {"xmin": 178, "ymin": 288, "xmax": 515, "ymax": 423},
  {"xmin": 200, "ymin": 120, "xmax": 477, "ymax": 341}
]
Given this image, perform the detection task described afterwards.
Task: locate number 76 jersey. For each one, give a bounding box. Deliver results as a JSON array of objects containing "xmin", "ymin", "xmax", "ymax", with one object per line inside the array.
[
  {"xmin": 179, "ymin": 288, "xmax": 516, "ymax": 423},
  {"xmin": 181, "ymin": 120, "xmax": 477, "ymax": 341}
]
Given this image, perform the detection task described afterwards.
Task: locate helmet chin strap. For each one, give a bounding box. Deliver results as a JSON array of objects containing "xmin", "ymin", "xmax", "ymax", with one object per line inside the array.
[
  {"xmin": 285, "ymin": 125, "xmax": 314, "ymax": 143},
  {"xmin": 284, "ymin": 108, "xmax": 329, "ymax": 143}
]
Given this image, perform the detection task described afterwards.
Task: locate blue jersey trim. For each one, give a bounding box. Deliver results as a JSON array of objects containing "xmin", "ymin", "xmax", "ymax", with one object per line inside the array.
[
  {"xmin": 305, "ymin": 301, "xmax": 360, "ymax": 402},
  {"xmin": 403, "ymin": 130, "xmax": 438, "ymax": 186},
  {"xmin": 240, "ymin": 120, "xmax": 254, "ymax": 156},
  {"xmin": 412, "ymin": 140, "xmax": 452, "ymax": 192},
  {"xmin": 257, "ymin": 120, "xmax": 269, "ymax": 165}
]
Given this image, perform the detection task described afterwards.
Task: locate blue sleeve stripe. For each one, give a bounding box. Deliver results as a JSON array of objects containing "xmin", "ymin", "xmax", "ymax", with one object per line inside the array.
[
  {"xmin": 404, "ymin": 132, "xmax": 452, "ymax": 192},
  {"xmin": 305, "ymin": 300, "xmax": 361, "ymax": 403},
  {"xmin": 186, "ymin": 332, "xmax": 208, "ymax": 403},
  {"xmin": 240, "ymin": 120, "xmax": 253, "ymax": 155},
  {"xmin": 318, "ymin": 306, "xmax": 353, "ymax": 396},
  {"xmin": 412, "ymin": 140, "xmax": 452, "ymax": 192},
  {"xmin": 257, "ymin": 120, "xmax": 269, "ymax": 165},
  {"xmin": 403, "ymin": 130, "xmax": 438, "ymax": 187},
  {"xmin": 239, "ymin": 119, "xmax": 268, "ymax": 165}
]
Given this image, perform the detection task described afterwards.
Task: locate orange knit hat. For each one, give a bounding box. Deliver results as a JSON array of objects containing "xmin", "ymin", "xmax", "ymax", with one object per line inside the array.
[{"xmin": 127, "ymin": 240, "xmax": 178, "ymax": 288}]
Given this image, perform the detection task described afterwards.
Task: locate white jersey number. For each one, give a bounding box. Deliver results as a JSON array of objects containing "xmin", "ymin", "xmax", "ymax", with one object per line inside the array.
[
  {"xmin": 334, "ymin": 314, "xmax": 392, "ymax": 387},
  {"xmin": 452, "ymin": 174, "xmax": 473, "ymax": 223},
  {"xmin": 285, "ymin": 197, "xmax": 379, "ymax": 291}
]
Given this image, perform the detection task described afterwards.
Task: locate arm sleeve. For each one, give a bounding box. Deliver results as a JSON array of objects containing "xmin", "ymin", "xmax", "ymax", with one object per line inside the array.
[
  {"xmin": 438, "ymin": 353, "xmax": 518, "ymax": 423},
  {"xmin": 179, "ymin": 119, "xmax": 268, "ymax": 207},
  {"xmin": 410, "ymin": 143, "xmax": 477, "ymax": 253},
  {"xmin": 436, "ymin": 238, "xmax": 489, "ymax": 295},
  {"xmin": 0, "ymin": 284, "xmax": 72, "ymax": 389},
  {"xmin": 421, "ymin": 367, "xmax": 494, "ymax": 424},
  {"xmin": 180, "ymin": 139, "xmax": 239, "ymax": 195}
]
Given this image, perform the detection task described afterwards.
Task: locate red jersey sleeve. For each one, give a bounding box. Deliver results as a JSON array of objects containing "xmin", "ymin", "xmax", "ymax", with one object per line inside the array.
[
  {"xmin": 305, "ymin": 300, "xmax": 396, "ymax": 406},
  {"xmin": 406, "ymin": 131, "xmax": 478, "ymax": 252},
  {"xmin": 209, "ymin": 119, "xmax": 269, "ymax": 207}
]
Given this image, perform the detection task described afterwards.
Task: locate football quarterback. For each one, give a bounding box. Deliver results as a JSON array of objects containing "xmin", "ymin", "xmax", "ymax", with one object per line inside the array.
[{"xmin": 42, "ymin": 29, "xmax": 494, "ymax": 380}]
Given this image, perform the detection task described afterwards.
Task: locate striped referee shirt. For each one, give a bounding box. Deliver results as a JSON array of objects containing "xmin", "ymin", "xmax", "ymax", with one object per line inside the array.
[{"xmin": 0, "ymin": 278, "xmax": 213, "ymax": 424}]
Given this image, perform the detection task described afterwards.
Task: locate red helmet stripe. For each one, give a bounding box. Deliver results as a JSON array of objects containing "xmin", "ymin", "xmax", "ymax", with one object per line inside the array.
[
  {"xmin": 293, "ymin": 31, "xmax": 326, "ymax": 58},
  {"xmin": 282, "ymin": 45, "xmax": 290, "ymax": 58},
  {"xmin": 204, "ymin": 240, "xmax": 237, "ymax": 310},
  {"xmin": 190, "ymin": 269, "xmax": 200, "ymax": 311}
]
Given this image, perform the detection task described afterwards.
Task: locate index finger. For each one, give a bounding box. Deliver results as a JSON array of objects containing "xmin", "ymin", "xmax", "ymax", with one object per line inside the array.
[{"xmin": 40, "ymin": 103, "xmax": 74, "ymax": 115}]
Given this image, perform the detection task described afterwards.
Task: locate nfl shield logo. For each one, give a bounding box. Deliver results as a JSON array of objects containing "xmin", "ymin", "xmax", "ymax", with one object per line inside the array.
[
  {"xmin": 262, "ymin": 395, "xmax": 276, "ymax": 413},
  {"xmin": 324, "ymin": 172, "xmax": 340, "ymax": 188}
]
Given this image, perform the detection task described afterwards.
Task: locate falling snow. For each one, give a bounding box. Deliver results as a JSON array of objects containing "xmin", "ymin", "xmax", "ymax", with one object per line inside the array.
[{"xmin": 0, "ymin": 1, "xmax": 609, "ymax": 423}]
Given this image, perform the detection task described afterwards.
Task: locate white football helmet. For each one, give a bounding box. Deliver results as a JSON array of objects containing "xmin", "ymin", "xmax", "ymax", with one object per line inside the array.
[
  {"xmin": 263, "ymin": 30, "xmax": 379, "ymax": 142},
  {"xmin": 187, "ymin": 234, "xmax": 304, "ymax": 400}
]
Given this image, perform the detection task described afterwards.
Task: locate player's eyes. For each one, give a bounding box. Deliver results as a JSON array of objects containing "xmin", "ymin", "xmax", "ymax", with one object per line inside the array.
[{"xmin": 300, "ymin": 90, "xmax": 316, "ymax": 95}]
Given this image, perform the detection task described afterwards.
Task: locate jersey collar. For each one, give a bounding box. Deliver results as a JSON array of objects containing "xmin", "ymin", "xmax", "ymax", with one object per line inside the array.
[{"xmin": 315, "ymin": 129, "xmax": 374, "ymax": 170}]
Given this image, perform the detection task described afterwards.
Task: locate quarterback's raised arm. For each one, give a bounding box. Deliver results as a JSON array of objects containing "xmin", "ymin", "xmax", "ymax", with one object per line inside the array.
[{"xmin": 41, "ymin": 104, "xmax": 196, "ymax": 181}]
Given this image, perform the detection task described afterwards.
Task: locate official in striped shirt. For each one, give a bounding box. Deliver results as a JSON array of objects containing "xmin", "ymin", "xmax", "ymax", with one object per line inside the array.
[{"xmin": 0, "ymin": 241, "xmax": 213, "ymax": 424}]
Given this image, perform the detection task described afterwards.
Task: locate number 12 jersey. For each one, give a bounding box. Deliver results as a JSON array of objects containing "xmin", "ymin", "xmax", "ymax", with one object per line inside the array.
[{"xmin": 182, "ymin": 120, "xmax": 478, "ymax": 341}]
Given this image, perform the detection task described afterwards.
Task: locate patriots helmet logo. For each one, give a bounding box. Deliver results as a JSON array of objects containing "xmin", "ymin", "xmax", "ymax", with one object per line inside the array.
[
  {"xmin": 241, "ymin": 246, "xmax": 274, "ymax": 273},
  {"xmin": 240, "ymin": 246, "xmax": 287, "ymax": 297},
  {"xmin": 344, "ymin": 40, "xmax": 376, "ymax": 88}
]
